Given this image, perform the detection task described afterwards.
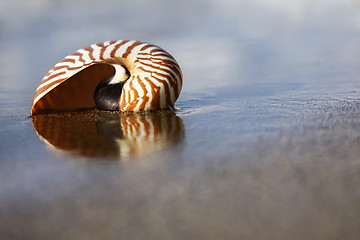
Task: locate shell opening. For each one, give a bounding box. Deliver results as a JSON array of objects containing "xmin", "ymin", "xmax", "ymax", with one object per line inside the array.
[{"xmin": 94, "ymin": 64, "xmax": 130, "ymax": 111}]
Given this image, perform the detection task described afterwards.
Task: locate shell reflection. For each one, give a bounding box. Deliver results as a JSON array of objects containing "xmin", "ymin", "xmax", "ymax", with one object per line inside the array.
[{"xmin": 32, "ymin": 110, "xmax": 184, "ymax": 159}]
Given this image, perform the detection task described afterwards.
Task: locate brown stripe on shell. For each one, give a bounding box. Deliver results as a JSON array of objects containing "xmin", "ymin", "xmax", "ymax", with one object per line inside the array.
[
  {"xmin": 110, "ymin": 40, "xmax": 130, "ymax": 58},
  {"xmin": 140, "ymin": 44, "xmax": 153, "ymax": 52},
  {"xmin": 128, "ymin": 76, "xmax": 140, "ymax": 110},
  {"xmin": 146, "ymin": 77, "xmax": 161, "ymax": 109},
  {"xmin": 136, "ymin": 76, "xmax": 150, "ymax": 111},
  {"xmin": 41, "ymin": 71, "xmax": 67, "ymax": 83},
  {"xmin": 58, "ymin": 58, "xmax": 76, "ymax": 64},
  {"xmin": 150, "ymin": 75, "xmax": 172, "ymax": 107},
  {"xmin": 122, "ymin": 41, "xmax": 143, "ymax": 59},
  {"xmin": 83, "ymin": 46, "xmax": 95, "ymax": 61},
  {"xmin": 150, "ymin": 48, "xmax": 166, "ymax": 55},
  {"xmin": 99, "ymin": 44, "xmax": 108, "ymax": 60},
  {"xmin": 71, "ymin": 52, "xmax": 87, "ymax": 64},
  {"xmin": 48, "ymin": 64, "xmax": 85, "ymax": 73}
]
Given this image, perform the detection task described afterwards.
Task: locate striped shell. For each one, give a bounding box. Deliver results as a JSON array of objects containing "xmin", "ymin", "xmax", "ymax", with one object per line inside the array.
[{"xmin": 31, "ymin": 40, "xmax": 182, "ymax": 115}]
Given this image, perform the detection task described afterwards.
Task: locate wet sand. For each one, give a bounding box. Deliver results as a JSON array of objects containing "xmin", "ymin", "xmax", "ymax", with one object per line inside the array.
[
  {"xmin": 1, "ymin": 85, "xmax": 360, "ymax": 239},
  {"xmin": 1, "ymin": 0, "xmax": 360, "ymax": 239}
]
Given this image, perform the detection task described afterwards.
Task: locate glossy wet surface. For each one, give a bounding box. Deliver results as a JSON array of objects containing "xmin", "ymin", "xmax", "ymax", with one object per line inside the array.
[{"xmin": 1, "ymin": 0, "xmax": 360, "ymax": 239}]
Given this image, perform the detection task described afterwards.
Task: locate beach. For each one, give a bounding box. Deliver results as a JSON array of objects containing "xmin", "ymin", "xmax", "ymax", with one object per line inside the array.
[{"xmin": 1, "ymin": 0, "xmax": 360, "ymax": 239}]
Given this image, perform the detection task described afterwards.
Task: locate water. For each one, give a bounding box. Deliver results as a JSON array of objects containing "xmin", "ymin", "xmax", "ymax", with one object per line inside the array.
[{"xmin": 1, "ymin": 0, "xmax": 360, "ymax": 239}]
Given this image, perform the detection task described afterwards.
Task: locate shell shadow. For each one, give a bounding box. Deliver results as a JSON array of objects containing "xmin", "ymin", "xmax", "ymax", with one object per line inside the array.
[{"xmin": 32, "ymin": 110, "xmax": 185, "ymax": 159}]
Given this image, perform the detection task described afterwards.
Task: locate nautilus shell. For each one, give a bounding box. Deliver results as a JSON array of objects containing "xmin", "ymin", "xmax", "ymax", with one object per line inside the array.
[{"xmin": 31, "ymin": 40, "xmax": 182, "ymax": 115}]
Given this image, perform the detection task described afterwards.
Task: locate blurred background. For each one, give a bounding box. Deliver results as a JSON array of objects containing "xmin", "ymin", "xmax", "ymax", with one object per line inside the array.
[{"xmin": 1, "ymin": 0, "xmax": 360, "ymax": 102}]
